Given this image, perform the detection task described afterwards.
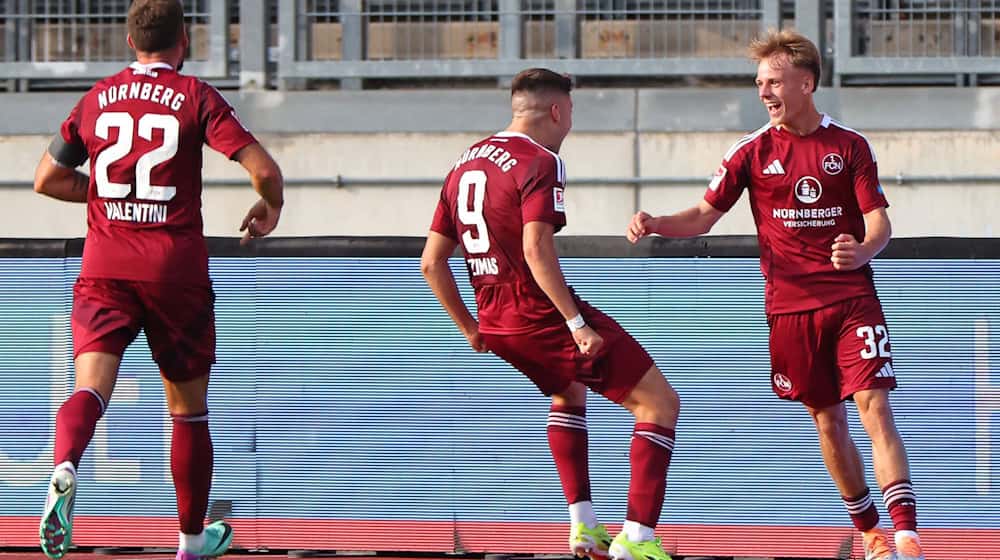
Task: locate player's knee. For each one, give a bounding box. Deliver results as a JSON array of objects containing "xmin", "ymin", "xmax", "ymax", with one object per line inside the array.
[
  {"xmin": 631, "ymin": 384, "xmax": 680, "ymax": 427},
  {"xmin": 854, "ymin": 388, "xmax": 892, "ymax": 417},
  {"xmin": 857, "ymin": 396, "xmax": 900, "ymax": 442},
  {"xmin": 811, "ymin": 407, "xmax": 851, "ymax": 442},
  {"xmin": 552, "ymin": 382, "xmax": 587, "ymax": 407}
]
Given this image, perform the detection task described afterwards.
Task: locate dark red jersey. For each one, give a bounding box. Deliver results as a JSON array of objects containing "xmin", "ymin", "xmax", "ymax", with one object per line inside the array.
[
  {"xmin": 704, "ymin": 114, "xmax": 889, "ymax": 314},
  {"xmin": 58, "ymin": 62, "xmax": 257, "ymax": 284},
  {"xmin": 430, "ymin": 131, "xmax": 568, "ymax": 334}
]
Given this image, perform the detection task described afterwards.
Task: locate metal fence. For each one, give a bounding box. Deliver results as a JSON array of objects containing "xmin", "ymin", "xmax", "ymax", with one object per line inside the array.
[
  {"xmin": 279, "ymin": 0, "xmax": 782, "ymax": 82},
  {"xmin": 0, "ymin": 0, "xmax": 229, "ymax": 83},
  {"xmin": 835, "ymin": 0, "xmax": 1000, "ymax": 85},
  {"xmin": 0, "ymin": 0, "xmax": 997, "ymax": 88}
]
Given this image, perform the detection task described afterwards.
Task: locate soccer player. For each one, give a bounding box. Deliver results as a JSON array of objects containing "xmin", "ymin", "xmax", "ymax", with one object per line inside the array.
[
  {"xmin": 33, "ymin": 1, "xmax": 283, "ymax": 559},
  {"xmin": 422, "ymin": 68, "xmax": 680, "ymax": 560},
  {"xmin": 627, "ymin": 30, "xmax": 923, "ymax": 560}
]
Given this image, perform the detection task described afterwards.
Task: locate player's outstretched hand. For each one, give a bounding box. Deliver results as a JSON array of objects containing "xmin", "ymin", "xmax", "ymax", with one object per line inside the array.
[
  {"xmin": 240, "ymin": 198, "xmax": 282, "ymax": 245},
  {"xmin": 831, "ymin": 233, "xmax": 867, "ymax": 271},
  {"xmin": 573, "ymin": 325, "xmax": 604, "ymax": 357},
  {"xmin": 462, "ymin": 324, "xmax": 489, "ymax": 353},
  {"xmin": 627, "ymin": 211, "xmax": 655, "ymax": 244}
]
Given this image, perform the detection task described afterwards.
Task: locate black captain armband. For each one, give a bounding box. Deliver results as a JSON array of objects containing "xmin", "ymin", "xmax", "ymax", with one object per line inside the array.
[{"xmin": 47, "ymin": 135, "xmax": 88, "ymax": 168}]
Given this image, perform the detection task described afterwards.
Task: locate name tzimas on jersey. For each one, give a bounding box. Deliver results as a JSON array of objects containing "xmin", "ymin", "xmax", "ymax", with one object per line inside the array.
[
  {"xmin": 98, "ymin": 82, "xmax": 187, "ymax": 111},
  {"xmin": 773, "ymin": 206, "xmax": 843, "ymax": 228},
  {"xmin": 104, "ymin": 201, "xmax": 168, "ymax": 223},
  {"xmin": 467, "ymin": 257, "xmax": 499, "ymax": 277}
]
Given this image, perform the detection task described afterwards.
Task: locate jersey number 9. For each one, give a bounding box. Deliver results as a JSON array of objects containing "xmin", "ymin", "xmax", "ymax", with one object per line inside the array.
[{"xmin": 457, "ymin": 170, "xmax": 490, "ymax": 254}]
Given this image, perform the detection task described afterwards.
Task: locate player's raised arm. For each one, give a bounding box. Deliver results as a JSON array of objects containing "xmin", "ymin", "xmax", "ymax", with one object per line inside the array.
[
  {"xmin": 522, "ymin": 221, "xmax": 602, "ymax": 356},
  {"xmin": 234, "ymin": 142, "xmax": 284, "ymax": 245},
  {"xmin": 421, "ymin": 231, "xmax": 487, "ymax": 352},
  {"xmin": 627, "ymin": 199, "xmax": 725, "ymax": 243}
]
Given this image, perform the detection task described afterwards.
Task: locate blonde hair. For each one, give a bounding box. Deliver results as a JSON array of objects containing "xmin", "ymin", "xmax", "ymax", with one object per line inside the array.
[{"xmin": 749, "ymin": 29, "xmax": 821, "ymax": 91}]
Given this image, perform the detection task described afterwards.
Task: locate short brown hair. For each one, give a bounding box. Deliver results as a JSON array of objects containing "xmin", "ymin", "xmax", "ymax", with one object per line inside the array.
[
  {"xmin": 749, "ymin": 29, "xmax": 821, "ymax": 91},
  {"xmin": 127, "ymin": 0, "xmax": 185, "ymax": 53},
  {"xmin": 511, "ymin": 68, "xmax": 572, "ymax": 97}
]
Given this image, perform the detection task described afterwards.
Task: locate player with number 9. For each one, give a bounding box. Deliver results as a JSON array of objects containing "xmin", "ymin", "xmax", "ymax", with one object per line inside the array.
[
  {"xmin": 421, "ymin": 68, "xmax": 680, "ymax": 560},
  {"xmin": 33, "ymin": 1, "xmax": 284, "ymax": 559}
]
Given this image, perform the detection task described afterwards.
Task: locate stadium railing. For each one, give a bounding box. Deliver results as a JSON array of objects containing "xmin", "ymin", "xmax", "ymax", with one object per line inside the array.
[
  {"xmin": 833, "ymin": 0, "xmax": 1000, "ymax": 86},
  {"xmin": 0, "ymin": 1, "xmax": 997, "ymax": 88},
  {"xmin": 0, "ymin": 0, "xmax": 229, "ymax": 83}
]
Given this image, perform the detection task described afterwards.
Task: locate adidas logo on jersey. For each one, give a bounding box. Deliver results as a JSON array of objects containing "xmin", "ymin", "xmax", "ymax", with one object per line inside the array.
[
  {"xmin": 763, "ymin": 159, "xmax": 785, "ymax": 175},
  {"xmin": 876, "ymin": 364, "xmax": 895, "ymax": 378}
]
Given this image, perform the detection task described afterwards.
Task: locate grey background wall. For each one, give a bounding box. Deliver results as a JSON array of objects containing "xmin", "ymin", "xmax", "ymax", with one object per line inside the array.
[{"xmin": 2, "ymin": 87, "xmax": 998, "ymax": 238}]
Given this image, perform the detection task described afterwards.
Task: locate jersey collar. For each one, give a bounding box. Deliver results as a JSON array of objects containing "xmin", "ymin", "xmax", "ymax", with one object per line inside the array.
[
  {"xmin": 129, "ymin": 61, "xmax": 174, "ymax": 77},
  {"xmin": 775, "ymin": 113, "xmax": 833, "ymax": 136},
  {"xmin": 493, "ymin": 130, "xmax": 560, "ymax": 158}
]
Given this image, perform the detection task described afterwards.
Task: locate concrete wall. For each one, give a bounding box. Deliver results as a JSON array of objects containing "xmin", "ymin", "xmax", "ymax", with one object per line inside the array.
[{"xmin": 1, "ymin": 87, "xmax": 998, "ymax": 238}]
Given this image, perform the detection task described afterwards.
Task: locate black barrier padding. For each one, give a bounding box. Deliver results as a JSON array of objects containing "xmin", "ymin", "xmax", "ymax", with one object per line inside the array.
[
  {"xmin": 214, "ymin": 236, "xmax": 430, "ymax": 258},
  {"xmin": 0, "ymin": 238, "xmax": 74, "ymax": 258},
  {"xmin": 0, "ymin": 236, "xmax": 997, "ymax": 259}
]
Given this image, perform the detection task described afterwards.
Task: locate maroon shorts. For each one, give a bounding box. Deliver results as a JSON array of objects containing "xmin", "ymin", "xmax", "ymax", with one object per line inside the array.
[
  {"xmin": 768, "ymin": 295, "xmax": 897, "ymax": 409},
  {"xmin": 72, "ymin": 277, "xmax": 216, "ymax": 381},
  {"xmin": 481, "ymin": 301, "xmax": 654, "ymax": 403}
]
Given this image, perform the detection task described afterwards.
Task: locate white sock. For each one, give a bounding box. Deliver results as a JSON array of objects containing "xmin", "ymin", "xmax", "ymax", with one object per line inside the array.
[
  {"xmin": 179, "ymin": 530, "xmax": 205, "ymax": 553},
  {"xmin": 569, "ymin": 501, "xmax": 599, "ymax": 528},
  {"xmin": 622, "ymin": 520, "xmax": 655, "ymax": 542},
  {"xmin": 53, "ymin": 461, "xmax": 76, "ymax": 477},
  {"xmin": 895, "ymin": 529, "xmax": 920, "ymax": 542}
]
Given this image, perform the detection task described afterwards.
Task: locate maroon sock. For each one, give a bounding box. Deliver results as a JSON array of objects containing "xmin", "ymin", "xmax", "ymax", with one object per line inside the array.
[
  {"xmin": 547, "ymin": 405, "xmax": 591, "ymax": 503},
  {"xmin": 172, "ymin": 412, "xmax": 213, "ymax": 535},
  {"xmin": 843, "ymin": 488, "xmax": 880, "ymax": 531},
  {"xmin": 881, "ymin": 479, "xmax": 917, "ymax": 531},
  {"xmin": 53, "ymin": 389, "xmax": 106, "ymax": 468},
  {"xmin": 626, "ymin": 423, "xmax": 675, "ymax": 527}
]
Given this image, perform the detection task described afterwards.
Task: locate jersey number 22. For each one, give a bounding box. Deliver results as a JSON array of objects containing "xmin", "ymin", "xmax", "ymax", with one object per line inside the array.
[{"xmin": 94, "ymin": 112, "xmax": 179, "ymax": 201}]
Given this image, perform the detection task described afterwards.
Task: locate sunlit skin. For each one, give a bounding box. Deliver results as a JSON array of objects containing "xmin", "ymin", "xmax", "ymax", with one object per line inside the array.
[
  {"xmin": 507, "ymin": 90, "xmax": 573, "ymax": 153},
  {"xmin": 755, "ymin": 53, "xmax": 823, "ymax": 136}
]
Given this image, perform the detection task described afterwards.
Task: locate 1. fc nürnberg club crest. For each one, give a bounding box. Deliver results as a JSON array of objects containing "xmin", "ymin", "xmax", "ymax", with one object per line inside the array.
[
  {"xmin": 822, "ymin": 153, "xmax": 844, "ymax": 175},
  {"xmin": 773, "ymin": 373, "xmax": 792, "ymax": 393}
]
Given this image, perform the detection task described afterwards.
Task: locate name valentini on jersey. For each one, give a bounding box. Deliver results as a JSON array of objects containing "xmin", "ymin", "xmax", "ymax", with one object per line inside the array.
[{"xmin": 104, "ymin": 201, "xmax": 168, "ymax": 223}]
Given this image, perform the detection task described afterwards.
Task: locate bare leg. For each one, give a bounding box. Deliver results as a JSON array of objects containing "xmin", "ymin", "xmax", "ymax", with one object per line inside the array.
[
  {"xmin": 806, "ymin": 401, "xmax": 868, "ymax": 497},
  {"xmin": 854, "ymin": 388, "xmax": 910, "ymax": 489},
  {"xmin": 619, "ymin": 365, "xmax": 680, "ymax": 428},
  {"xmin": 855, "ymin": 388, "xmax": 919, "ymax": 543}
]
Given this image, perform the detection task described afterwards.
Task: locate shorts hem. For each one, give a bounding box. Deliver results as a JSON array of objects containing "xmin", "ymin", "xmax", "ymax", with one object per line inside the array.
[
  {"xmin": 74, "ymin": 340, "xmax": 129, "ymax": 360},
  {"xmin": 601, "ymin": 355, "xmax": 654, "ymax": 404}
]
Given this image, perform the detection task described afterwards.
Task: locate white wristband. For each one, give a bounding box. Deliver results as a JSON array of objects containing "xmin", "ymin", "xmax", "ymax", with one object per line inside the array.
[{"xmin": 566, "ymin": 313, "xmax": 586, "ymax": 332}]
